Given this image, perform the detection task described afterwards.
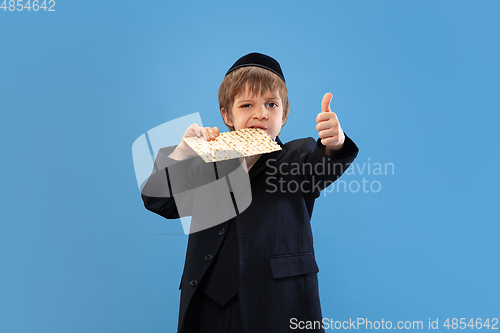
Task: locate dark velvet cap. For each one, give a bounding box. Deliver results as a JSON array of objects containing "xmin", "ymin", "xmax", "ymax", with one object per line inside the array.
[{"xmin": 225, "ymin": 52, "xmax": 285, "ymax": 83}]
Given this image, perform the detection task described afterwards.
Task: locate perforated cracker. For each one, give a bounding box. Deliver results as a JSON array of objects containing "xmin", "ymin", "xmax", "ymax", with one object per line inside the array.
[{"xmin": 183, "ymin": 128, "xmax": 281, "ymax": 163}]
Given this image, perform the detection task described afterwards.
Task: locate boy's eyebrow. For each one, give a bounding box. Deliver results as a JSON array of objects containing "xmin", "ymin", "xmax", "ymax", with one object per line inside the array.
[{"xmin": 235, "ymin": 95, "xmax": 281, "ymax": 103}]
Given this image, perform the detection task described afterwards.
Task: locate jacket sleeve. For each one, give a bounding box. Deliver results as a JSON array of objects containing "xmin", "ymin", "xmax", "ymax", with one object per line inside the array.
[
  {"xmin": 298, "ymin": 132, "xmax": 359, "ymax": 198},
  {"xmin": 141, "ymin": 146, "xmax": 197, "ymax": 219}
]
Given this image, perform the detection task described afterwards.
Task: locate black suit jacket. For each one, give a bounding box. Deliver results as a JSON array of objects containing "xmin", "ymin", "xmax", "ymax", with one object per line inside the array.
[{"xmin": 142, "ymin": 134, "xmax": 359, "ymax": 332}]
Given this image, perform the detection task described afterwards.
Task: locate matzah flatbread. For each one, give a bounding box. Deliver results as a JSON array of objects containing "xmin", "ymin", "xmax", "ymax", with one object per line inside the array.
[{"xmin": 183, "ymin": 128, "xmax": 282, "ymax": 163}]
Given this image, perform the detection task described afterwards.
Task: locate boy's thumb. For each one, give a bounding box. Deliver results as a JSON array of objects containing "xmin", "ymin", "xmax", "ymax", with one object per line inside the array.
[{"xmin": 321, "ymin": 93, "xmax": 333, "ymax": 113}]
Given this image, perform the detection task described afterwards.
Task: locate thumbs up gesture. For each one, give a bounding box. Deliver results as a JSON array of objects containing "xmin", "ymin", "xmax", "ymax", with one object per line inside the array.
[{"xmin": 316, "ymin": 92, "xmax": 346, "ymax": 155}]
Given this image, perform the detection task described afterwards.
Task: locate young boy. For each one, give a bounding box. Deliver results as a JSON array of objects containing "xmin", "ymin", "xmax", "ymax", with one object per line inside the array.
[{"xmin": 141, "ymin": 53, "xmax": 359, "ymax": 333}]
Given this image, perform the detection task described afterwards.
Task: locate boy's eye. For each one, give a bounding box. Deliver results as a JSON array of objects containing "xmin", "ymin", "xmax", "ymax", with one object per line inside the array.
[
  {"xmin": 241, "ymin": 104, "xmax": 252, "ymax": 108},
  {"xmin": 267, "ymin": 102, "xmax": 278, "ymax": 108}
]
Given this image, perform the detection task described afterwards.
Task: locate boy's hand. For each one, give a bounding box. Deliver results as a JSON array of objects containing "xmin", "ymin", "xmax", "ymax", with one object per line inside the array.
[
  {"xmin": 316, "ymin": 92, "xmax": 345, "ymax": 155},
  {"xmin": 183, "ymin": 123, "xmax": 220, "ymax": 142},
  {"xmin": 170, "ymin": 123, "xmax": 220, "ymax": 160}
]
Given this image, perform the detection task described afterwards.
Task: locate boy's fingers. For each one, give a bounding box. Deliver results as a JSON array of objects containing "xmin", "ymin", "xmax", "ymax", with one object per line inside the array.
[
  {"xmin": 206, "ymin": 127, "xmax": 215, "ymax": 140},
  {"xmin": 316, "ymin": 118, "xmax": 338, "ymax": 132},
  {"xmin": 200, "ymin": 127, "xmax": 208, "ymax": 140},
  {"xmin": 189, "ymin": 123, "xmax": 200, "ymax": 137},
  {"xmin": 321, "ymin": 92, "xmax": 333, "ymax": 113},
  {"xmin": 316, "ymin": 110, "xmax": 339, "ymax": 124},
  {"xmin": 187, "ymin": 125, "xmax": 219, "ymax": 141},
  {"xmin": 205, "ymin": 127, "xmax": 220, "ymax": 140}
]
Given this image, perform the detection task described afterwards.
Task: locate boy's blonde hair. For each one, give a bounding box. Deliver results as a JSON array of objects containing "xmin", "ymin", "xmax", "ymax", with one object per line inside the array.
[{"xmin": 218, "ymin": 66, "xmax": 289, "ymax": 131}]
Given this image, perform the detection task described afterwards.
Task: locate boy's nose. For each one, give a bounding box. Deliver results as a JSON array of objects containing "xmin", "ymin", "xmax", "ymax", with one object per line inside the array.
[
  {"xmin": 253, "ymin": 108, "xmax": 268, "ymax": 120},
  {"xmin": 253, "ymin": 113, "xmax": 268, "ymax": 120}
]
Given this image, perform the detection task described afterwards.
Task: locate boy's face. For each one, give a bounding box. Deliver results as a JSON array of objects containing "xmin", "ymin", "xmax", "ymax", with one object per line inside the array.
[{"xmin": 222, "ymin": 85, "xmax": 285, "ymax": 140}]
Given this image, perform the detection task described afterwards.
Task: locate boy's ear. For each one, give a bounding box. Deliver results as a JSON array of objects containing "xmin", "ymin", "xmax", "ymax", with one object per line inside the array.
[
  {"xmin": 221, "ymin": 108, "xmax": 233, "ymax": 126},
  {"xmin": 282, "ymin": 114, "xmax": 288, "ymax": 126}
]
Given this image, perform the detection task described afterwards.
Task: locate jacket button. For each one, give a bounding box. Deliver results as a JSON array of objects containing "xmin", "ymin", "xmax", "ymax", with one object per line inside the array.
[
  {"xmin": 218, "ymin": 228, "xmax": 226, "ymax": 236},
  {"xmin": 205, "ymin": 254, "xmax": 213, "ymax": 261},
  {"xmin": 190, "ymin": 279, "xmax": 198, "ymax": 287}
]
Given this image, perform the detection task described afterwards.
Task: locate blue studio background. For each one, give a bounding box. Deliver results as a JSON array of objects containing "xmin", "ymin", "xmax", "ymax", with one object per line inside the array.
[{"xmin": 1, "ymin": 0, "xmax": 499, "ymax": 332}]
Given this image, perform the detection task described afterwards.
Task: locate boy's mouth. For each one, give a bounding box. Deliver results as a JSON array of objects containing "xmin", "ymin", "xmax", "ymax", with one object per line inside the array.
[{"xmin": 248, "ymin": 125, "xmax": 267, "ymax": 131}]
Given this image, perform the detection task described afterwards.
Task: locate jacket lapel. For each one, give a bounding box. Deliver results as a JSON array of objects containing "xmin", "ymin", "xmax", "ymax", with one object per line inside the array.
[{"xmin": 249, "ymin": 136, "xmax": 287, "ymax": 182}]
